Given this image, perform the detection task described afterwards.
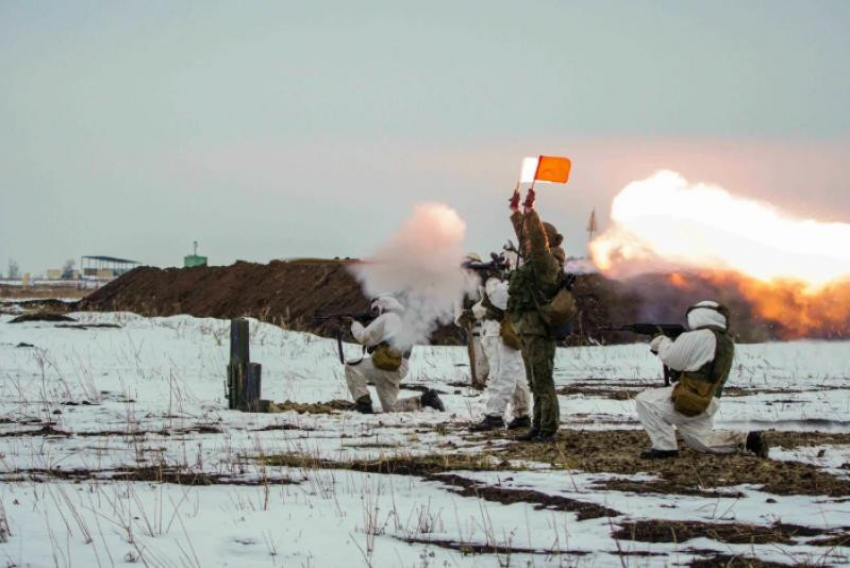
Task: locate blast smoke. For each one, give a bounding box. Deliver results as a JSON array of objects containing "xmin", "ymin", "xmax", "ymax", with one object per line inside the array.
[
  {"xmin": 591, "ymin": 170, "xmax": 850, "ymax": 289},
  {"xmin": 350, "ymin": 203, "xmax": 476, "ymax": 349}
]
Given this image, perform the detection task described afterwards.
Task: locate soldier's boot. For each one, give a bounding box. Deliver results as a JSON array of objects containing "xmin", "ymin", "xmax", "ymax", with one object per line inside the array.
[
  {"xmin": 640, "ymin": 448, "xmax": 679, "ymax": 459},
  {"xmin": 469, "ymin": 415, "xmax": 504, "ymax": 432},
  {"xmin": 354, "ymin": 395, "xmax": 374, "ymax": 414},
  {"xmin": 421, "ymin": 389, "xmax": 445, "ymax": 412},
  {"xmin": 531, "ymin": 431, "xmax": 557, "ymax": 443},
  {"xmin": 514, "ymin": 426, "xmax": 540, "ymax": 442},
  {"xmin": 507, "ymin": 415, "xmax": 531, "ymax": 430},
  {"xmin": 746, "ymin": 431, "xmax": 769, "ymax": 458}
]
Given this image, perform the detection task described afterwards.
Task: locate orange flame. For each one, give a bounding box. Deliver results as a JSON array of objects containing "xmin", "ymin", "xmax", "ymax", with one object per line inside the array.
[
  {"xmin": 663, "ymin": 271, "xmax": 850, "ymax": 339},
  {"xmin": 591, "ymin": 171, "xmax": 850, "ymax": 339}
]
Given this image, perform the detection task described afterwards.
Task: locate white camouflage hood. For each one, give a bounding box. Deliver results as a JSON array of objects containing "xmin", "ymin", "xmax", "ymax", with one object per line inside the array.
[
  {"xmin": 687, "ymin": 300, "xmax": 728, "ymax": 331},
  {"xmin": 371, "ymin": 296, "xmax": 405, "ymax": 315}
]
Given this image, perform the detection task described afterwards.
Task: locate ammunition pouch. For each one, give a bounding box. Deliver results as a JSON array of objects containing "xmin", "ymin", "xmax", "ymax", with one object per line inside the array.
[
  {"xmin": 670, "ymin": 327, "xmax": 734, "ymax": 415},
  {"xmin": 372, "ymin": 342, "xmax": 403, "ymax": 372},
  {"xmin": 671, "ymin": 375, "xmax": 716, "ymax": 417},
  {"xmin": 499, "ymin": 317, "xmax": 523, "ymax": 350}
]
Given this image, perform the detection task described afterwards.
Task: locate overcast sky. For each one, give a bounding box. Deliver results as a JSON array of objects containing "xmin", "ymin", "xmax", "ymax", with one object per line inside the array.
[{"xmin": 1, "ymin": 1, "xmax": 848, "ymax": 274}]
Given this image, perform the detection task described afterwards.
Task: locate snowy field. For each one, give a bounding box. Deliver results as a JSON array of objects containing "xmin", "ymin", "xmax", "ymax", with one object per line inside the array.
[{"xmin": 1, "ymin": 312, "xmax": 849, "ymax": 567}]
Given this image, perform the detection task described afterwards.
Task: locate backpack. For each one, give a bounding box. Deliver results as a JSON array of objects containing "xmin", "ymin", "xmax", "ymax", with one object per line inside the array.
[{"xmin": 533, "ymin": 274, "xmax": 578, "ymax": 339}]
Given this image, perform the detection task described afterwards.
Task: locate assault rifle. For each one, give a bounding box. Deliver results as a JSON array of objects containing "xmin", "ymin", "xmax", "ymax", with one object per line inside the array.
[
  {"xmin": 313, "ymin": 310, "xmax": 374, "ymax": 324},
  {"xmin": 600, "ymin": 323, "xmax": 686, "ymax": 339},
  {"xmin": 313, "ymin": 309, "xmax": 375, "ymax": 364},
  {"xmin": 462, "ymin": 252, "xmax": 508, "ymax": 273},
  {"xmin": 599, "ymin": 323, "xmax": 687, "ymax": 386}
]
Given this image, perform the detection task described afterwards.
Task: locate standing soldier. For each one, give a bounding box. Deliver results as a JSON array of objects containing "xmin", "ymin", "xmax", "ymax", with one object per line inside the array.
[
  {"xmin": 345, "ymin": 296, "xmax": 445, "ymax": 414},
  {"xmin": 635, "ymin": 300, "xmax": 769, "ymax": 459},
  {"xmin": 507, "ymin": 188, "xmax": 567, "ymax": 442},
  {"xmin": 455, "ymin": 253, "xmax": 490, "ymax": 389},
  {"xmin": 469, "ymin": 266, "xmax": 532, "ymax": 431}
]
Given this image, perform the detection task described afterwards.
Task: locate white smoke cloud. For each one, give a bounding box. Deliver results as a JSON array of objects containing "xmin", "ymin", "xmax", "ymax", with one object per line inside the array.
[{"xmin": 350, "ymin": 203, "xmax": 476, "ymax": 349}]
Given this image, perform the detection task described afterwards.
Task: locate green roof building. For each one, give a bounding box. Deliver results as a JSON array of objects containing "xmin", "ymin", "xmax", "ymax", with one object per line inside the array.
[{"xmin": 184, "ymin": 241, "xmax": 208, "ymax": 268}]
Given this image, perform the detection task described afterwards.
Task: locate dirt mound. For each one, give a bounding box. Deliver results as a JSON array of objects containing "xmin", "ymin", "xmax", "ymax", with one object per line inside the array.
[
  {"xmin": 79, "ymin": 259, "xmax": 457, "ymax": 344},
  {"xmin": 79, "ymin": 259, "xmax": 814, "ymax": 344}
]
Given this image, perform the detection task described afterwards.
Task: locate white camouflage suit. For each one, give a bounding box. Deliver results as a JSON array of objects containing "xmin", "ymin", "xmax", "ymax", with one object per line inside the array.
[
  {"xmin": 634, "ymin": 303, "xmax": 748, "ymax": 454},
  {"xmin": 344, "ymin": 297, "xmax": 420, "ymax": 413},
  {"xmin": 472, "ymin": 277, "xmax": 531, "ymax": 420}
]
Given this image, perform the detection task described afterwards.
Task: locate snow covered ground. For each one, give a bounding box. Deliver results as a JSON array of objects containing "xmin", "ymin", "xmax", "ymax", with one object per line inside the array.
[{"xmin": 0, "ymin": 313, "xmax": 848, "ymax": 567}]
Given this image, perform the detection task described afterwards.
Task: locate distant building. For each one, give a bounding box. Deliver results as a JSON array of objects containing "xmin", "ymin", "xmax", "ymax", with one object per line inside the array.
[
  {"xmin": 81, "ymin": 256, "xmax": 141, "ymax": 280},
  {"xmin": 46, "ymin": 269, "xmax": 62, "ymax": 280},
  {"xmin": 184, "ymin": 241, "xmax": 208, "ymax": 268}
]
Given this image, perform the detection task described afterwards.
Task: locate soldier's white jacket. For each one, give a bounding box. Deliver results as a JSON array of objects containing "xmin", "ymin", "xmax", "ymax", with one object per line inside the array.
[
  {"xmin": 651, "ymin": 305, "xmax": 728, "ymax": 372},
  {"xmin": 471, "ymin": 277, "xmax": 509, "ymax": 338},
  {"xmin": 350, "ymin": 297, "xmax": 404, "ymax": 348}
]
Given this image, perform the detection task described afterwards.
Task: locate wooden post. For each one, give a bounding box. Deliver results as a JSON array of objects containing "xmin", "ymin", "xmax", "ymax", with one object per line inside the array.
[
  {"xmin": 242, "ymin": 363, "xmax": 262, "ymax": 412},
  {"xmin": 230, "ymin": 319, "xmax": 250, "ymax": 363},
  {"xmin": 227, "ymin": 319, "xmax": 250, "ymax": 410}
]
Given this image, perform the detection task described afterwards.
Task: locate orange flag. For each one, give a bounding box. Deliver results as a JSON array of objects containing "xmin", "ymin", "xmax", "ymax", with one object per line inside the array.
[{"xmin": 534, "ymin": 155, "xmax": 571, "ymax": 184}]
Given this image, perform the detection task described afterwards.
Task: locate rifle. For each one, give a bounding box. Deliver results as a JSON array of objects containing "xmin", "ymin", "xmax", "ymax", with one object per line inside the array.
[
  {"xmin": 313, "ymin": 310, "xmax": 374, "ymax": 324},
  {"xmin": 598, "ymin": 323, "xmax": 687, "ymax": 386},
  {"xmin": 462, "ymin": 252, "xmax": 509, "ymax": 274},
  {"xmin": 313, "ymin": 310, "xmax": 374, "ymax": 364},
  {"xmin": 599, "ymin": 323, "xmax": 685, "ymax": 339}
]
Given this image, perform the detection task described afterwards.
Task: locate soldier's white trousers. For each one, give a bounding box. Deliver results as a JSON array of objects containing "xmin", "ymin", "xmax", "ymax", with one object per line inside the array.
[
  {"xmin": 634, "ymin": 386, "xmax": 747, "ymax": 453},
  {"xmin": 481, "ymin": 336, "xmax": 530, "ymax": 419},
  {"xmin": 345, "ymin": 358, "xmax": 420, "ymax": 413}
]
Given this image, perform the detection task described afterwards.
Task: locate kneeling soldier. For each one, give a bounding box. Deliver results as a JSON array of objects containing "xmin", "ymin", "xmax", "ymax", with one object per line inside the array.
[
  {"xmin": 345, "ymin": 296, "xmax": 444, "ymax": 414},
  {"xmin": 635, "ymin": 300, "xmax": 769, "ymax": 459}
]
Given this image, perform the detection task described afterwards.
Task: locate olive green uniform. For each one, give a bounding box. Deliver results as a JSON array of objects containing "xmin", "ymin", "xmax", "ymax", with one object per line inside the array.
[{"xmin": 507, "ymin": 210, "xmax": 565, "ymax": 436}]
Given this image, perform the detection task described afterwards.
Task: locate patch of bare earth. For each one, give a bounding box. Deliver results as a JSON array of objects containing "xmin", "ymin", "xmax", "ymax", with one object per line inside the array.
[
  {"xmin": 688, "ymin": 554, "xmax": 817, "ymax": 568},
  {"xmin": 5, "ymin": 465, "xmax": 298, "ymax": 486},
  {"xmin": 392, "ymin": 536, "xmax": 593, "ymax": 557},
  {"xmin": 0, "ymin": 424, "xmax": 223, "ymax": 438},
  {"xmin": 556, "ymin": 381, "xmax": 849, "ymax": 400},
  {"xmin": 475, "ymin": 429, "xmax": 850, "ymax": 497},
  {"xmin": 435, "ymin": 473, "xmax": 620, "ymax": 520},
  {"xmin": 267, "ymin": 399, "xmax": 354, "ymax": 414},
  {"xmin": 612, "ymin": 520, "xmax": 846, "ymax": 544}
]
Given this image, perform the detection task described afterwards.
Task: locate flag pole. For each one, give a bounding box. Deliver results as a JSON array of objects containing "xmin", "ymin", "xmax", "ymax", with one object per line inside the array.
[{"xmin": 529, "ymin": 154, "xmax": 543, "ymax": 192}]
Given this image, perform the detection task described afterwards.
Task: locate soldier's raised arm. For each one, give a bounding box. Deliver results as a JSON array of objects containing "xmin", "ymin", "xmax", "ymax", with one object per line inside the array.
[
  {"xmin": 521, "ymin": 191, "xmax": 560, "ymax": 283},
  {"xmin": 508, "ymin": 188, "xmax": 529, "ymax": 255}
]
